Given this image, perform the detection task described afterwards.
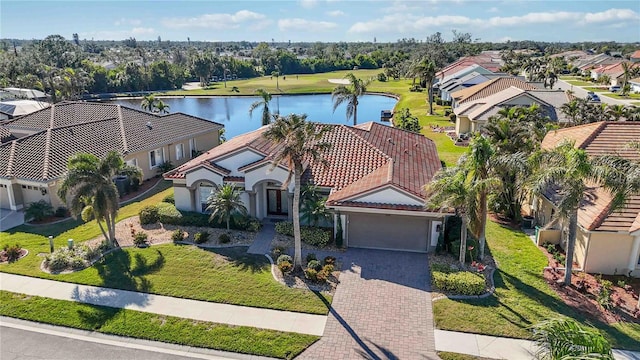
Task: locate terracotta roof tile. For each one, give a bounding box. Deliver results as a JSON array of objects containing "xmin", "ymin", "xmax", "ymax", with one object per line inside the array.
[{"xmin": 452, "ymin": 77, "xmax": 538, "ymax": 104}]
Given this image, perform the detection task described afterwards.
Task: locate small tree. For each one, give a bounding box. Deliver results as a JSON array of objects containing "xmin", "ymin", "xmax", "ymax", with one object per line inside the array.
[
  {"xmin": 25, "ymin": 200, "xmax": 54, "ymax": 222},
  {"xmin": 393, "ymin": 108, "xmax": 422, "ymax": 133},
  {"xmin": 205, "ymin": 184, "xmax": 248, "ymax": 230}
]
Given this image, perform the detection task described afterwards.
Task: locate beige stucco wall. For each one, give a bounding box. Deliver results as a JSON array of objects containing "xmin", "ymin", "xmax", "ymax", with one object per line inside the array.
[
  {"xmin": 584, "ymin": 232, "xmax": 634, "ymax": 275},
  {"xmin": 535, "ymin": 197, "xmax": 555, "ymax": 228},
  {"xmin": 456, "ymin": 116, "xmax": 470, "ymax": 134},
  {"xmin": 573, "ymin": 227, "xmax": 590, "ymax": 270},
  {"xmin": 0, "ymin": 185, "xmax": 11, "ymax": 208},
  {"xmin": 537, "ymin": 229, "xmax": 561, "ymax": 245}
]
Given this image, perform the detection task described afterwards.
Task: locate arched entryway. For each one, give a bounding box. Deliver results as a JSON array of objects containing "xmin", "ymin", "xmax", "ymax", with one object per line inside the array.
[{"xmin": 250, "ymin": 179, "xmax": 292, "ymax": 220}]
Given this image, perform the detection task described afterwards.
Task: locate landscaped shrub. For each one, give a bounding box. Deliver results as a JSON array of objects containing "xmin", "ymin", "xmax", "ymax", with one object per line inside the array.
[
  {"xmin": 274, "ymin": 222, "xmax": 331, "ymax": 247},
  {"xmin": 450, "ymin": 238, "xmax": 479, "ymax": 263},
  {"xmin": 277, "ymin": 254, "xmax": 293, "ymax": 265},
  {"xmin": 194, "ymin": 231, "xmax": 209, "ymax": 244},
  {"xmin": 162, "ymin": 193, "xmax": 175, "ymax": 204},
  {"xmin": 323, "ymin": 256, "xmax": 336, "ymax": 266},
  {"xmin": 246, "ymin": 218, "xmax": 262, "ymax": 232},
  {"xmin": 25, "ymin": 200, "xmax": 54, "ymax": 222},
  {"xmin": 306, "ymin": 253, "xmax": 317, "ymax": 263},
  {"xmin": 432, "ymin": 271, "xmax": 485, "ymax": 296},
  {"xmin": 409, "ymin": 85, "xmax": 423, "ymax": 92},
  {"xmin": 431, "ymin": 263, "xmax": 454, "ymax": 274},
  {"xmin": 157, "ymin": 202, "xmax": 183, "ymax": 223},
  {"xmin": 133, "ymin": 232, "xmax": 148, "ymax": 247},
  {"xmin": 307, "ymin": 260, "xmax": 322, "ymax": 271},
  {"xmin": 44, "ymin": 245, "xmax": 98, "ymax": 272},
  {"xmin": 3, "ymin": 244, "xmax": 22, "ymax": 262},
  {"xmin": 304, "ymin": 267, "xmax": 318, "ymax": 281},
  {"xmin": 70, "ymin": 256, "xmax": 86, "ymax": 270},
  {"xmin": 218, "ymin": 233, "xmax": 231, "ymax": 244},
  {"xmin": 54, "ymin": 206, "xmax": 68, "ymax": 218},
  {"xmin": 139, "ymin": 205, "xmax": 159, "ymax": 224},
  {"xmin": 272, "ymin": 246, "xmax": 286, "ymax": 259},
  {"xmin": 157, "ymin": 161, "xmax": 175, "ymax": 175},
  {"xmin": 46, "ymin": 251, "xmax": 70, "ymax": 272},
  {"xmin": 275, "ymin": 221, "xmax": 294, "ymax": 236},
  {"xmin": 597, "ymin": 280, "xmax": 613, "ymax": 309},
  {"xmin": 278, "ymin": 260, "xmax": 293, "ymax": 273},
  {"xmin": 322, "ymin": 264, "xmax": 334, "ymax": 274},
  {"xmin": 377, "ymin": 72, "xmax": 387, "ymax": 82},
  {"xmin": 171, "ymin": 229, "xmax": 185, "ymax": 242}
]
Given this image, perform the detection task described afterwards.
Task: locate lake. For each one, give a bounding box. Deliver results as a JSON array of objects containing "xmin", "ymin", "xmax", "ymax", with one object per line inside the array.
[{"xmin": 113, "ymin": 94, "xmax": 397, "ymax": 139}]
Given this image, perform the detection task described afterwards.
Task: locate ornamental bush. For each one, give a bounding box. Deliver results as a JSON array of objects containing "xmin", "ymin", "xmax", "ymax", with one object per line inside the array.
[
  {"xmin": 162, "ymin": 193, "xmax": 175, "ymax": 204},
  {"xmin": 3, "ymin": 244, "xmax": 22, "ymax": 262},
  {"xmin": 277, "ymin": 254, "xmax": 293, "ymax": 265},
  {"xmin": 275, "ymin": 221, "xmax": 294, "ymax": 236},
  {"xmin": 432, "ymin": 270, "xmax": 485, "ymax": 296},
  {"xmin": 25, "ymin": 200, "xmax": 54, "ymax": 222},
  {"xmin": 139, "ymin": 205, "xmax": 159, "ymax": 225},
  {"xmin": 133, "ymin": 232, "xmax": 148, "ymax": 247},
  {"xmin": 307, "ymin": 259, "xmax": 322, "ymax": 271},
  {"xmin": 157, "ymin": 202, "xmax": 183, "ymax": 224},
  {"xmin": 218, "ymin": 233, "xmax": 231, "ymax": 244},
  {"xmin": 194, "ymin": 231, "xmax": 209, "ymax": 244},
  {"xmin": 278, "ymin": 260, "xmax": 293, "ymax": 273},
  {"xmin": 275, "ymin": 222, "xmax": 331, "ymax": 247},
  {"xmin": 171, "ymin": 229, "xmax": 185, "ymax": 242}
]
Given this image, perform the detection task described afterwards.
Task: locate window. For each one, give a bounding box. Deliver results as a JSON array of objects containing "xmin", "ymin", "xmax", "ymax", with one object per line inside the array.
[
  {"xmin": 189, "ymin": 138, "xmax": 197, "ymax": 158},
  {"xmin": 149, "ymin": 148, "xmax": 164, "ymax": 169},
  {"xmin": 126, "ymin": 158, "xmax": 138, "ymax": 167},
  {"xmin": 199, "ymin": 184, "xmax": 214, "ymax": 212},
  {"xmin": 175, "ymin": 143, "xmax": 184, "ymax": 161}
]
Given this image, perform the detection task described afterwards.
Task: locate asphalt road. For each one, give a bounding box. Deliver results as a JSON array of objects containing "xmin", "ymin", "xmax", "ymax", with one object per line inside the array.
[{"xmin": 554, "ymin": 79, "xmax": 629, "ymax": 106}]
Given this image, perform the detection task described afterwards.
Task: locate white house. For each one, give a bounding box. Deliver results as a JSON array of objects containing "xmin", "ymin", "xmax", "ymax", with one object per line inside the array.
[{"xmin": 165, "ymin": 122, "xmax": 446, "ymax": 253}]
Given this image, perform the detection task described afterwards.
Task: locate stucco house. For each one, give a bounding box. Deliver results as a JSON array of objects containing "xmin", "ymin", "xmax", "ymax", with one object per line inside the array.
[
  {"xmin": 454, "ymin": 87, "xmax": 572, "ymax": 135},
  {"xmin": 165, "ymin": 122, "xmax": 445, "ymax": 252},
  {"xmin": 629, "ymin": 77, "xmax": 640, "ymax": 93},
  {"xmin": 450, "ymin": 77, "xmax": 538, "ymax": 109},
  {"xmin": 533, "ymin": 122, "xmax": 640, "ymax": 277},
  {"xmin": 0, "ymin": 101, "xmax": 222, "ymax": 211}
]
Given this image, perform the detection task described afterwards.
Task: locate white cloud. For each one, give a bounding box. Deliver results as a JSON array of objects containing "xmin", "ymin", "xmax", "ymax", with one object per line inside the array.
[
  {"xmin": 114, "ymin": 18, "xmax": 141, "ymax": 26},
  {"xmin": 326, "ymin": 10, "xmax": 345, "ymax": 17},
  {"xmin": 349, "ymin": 8, "xmax": 640, "ymax": 33},
  {"xmin": 278, "ymin": 18, "xmax": 338, "ymax": 32},
  {"xmin": 584, "ymin": 8, "xmax": 640, "ymax": 23},
  {"xmin": 162, "ymin": 10, "xmax": 268, "ymax": 29},
  {"xmin": 300, "ymin": 0, "xmax": 318, "ymax": 8},
  {"xmin": 79, "ymin": 27, "xmax": 155, "ymax": 40},
  {"xmin": 487, "ymin": 7, "xmax": 499, "ymax": 13},
  {"xmin": 498, "ymin": 36, "xmax": 512, "ymax": 42}
]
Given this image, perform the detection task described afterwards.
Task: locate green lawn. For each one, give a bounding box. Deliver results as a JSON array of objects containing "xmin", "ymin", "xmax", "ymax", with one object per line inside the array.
[
  {"xmin": 583, "ymin": 87, "xmax": 609, "ymax": 93},
  {"xmin": 565, "ymin": 80, "xmax": 596, "ymax": 86},
  {"xmin": 0, "ymin": 181, "xmax": 331, "ymax": 315},
  {"xmin": 0, "ymin": 291, "xmax": 317, "ymax": 358},
  {"xmin": 432, "ymin": 221, "xmax": 640, "ymax": 351},
  {"xmin": 438, "ymin": 352, "xmax": 492, "ymax": 360},
  {"xmin": 603, "ymin": 92, "xmax": 640, "ymax": 100}
]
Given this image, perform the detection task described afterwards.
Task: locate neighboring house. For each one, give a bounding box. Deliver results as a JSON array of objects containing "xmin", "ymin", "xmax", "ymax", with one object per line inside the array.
[
  {"xmin": 0, "ymin": 87, "xmax": 48, "ymax": 101},
  {"xmin": 574, "ymin": 54, "xmax": 619, "ymax": 76},
  {"xmin": 630, "ymin": 50, "xmax": 640, "ymax": 63},
  {"xmin": 590, "ymin": 62, "xmax": 638, "ymax": 85},
  {"xmin": 450, "ymin": 77, "xmax": 538, "ymax": 108},
  {"xmin": 435, "ymin": 64, "xmax": 494, "ymax": 87},
  {"xmin": 0, "ymin": 101, "xmax": 222, "ymax": 211},
  {"xmin": 534, "ymin": 122, "xmax": 640, "ymax": 277},
  {"xmin": 0, "ymin": 100, "xmax": 50, "ymax": 121},
  {"xmin": 439, "ymin": 72, "xmax": 517, "ymax": 102},
  {"xmin": 629, "ymin": 77, "xmax": 640, "ymax": 93},
  {"xmin": 165, "ymin": 122, "xmax": 445, "ymax": 253},
  {"xmin": 454, "ymin": 87, "xmax": 572, "ymax": 134},
  {"xmin": 436, "ymin": 52, "xmax": 503, "ymax": 81}
]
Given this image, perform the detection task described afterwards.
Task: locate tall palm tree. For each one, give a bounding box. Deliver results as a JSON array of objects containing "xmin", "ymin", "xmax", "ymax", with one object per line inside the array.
[
  {"xmin": 271, "ymin": 70, "xmax": 280, "ymax": 90},
  {"xmin": 249, "ymin": 88, "xmax": 273, "ymax": 126},
  {"xmin": 560, "ymin": 100, "xmax": 580, "ymax": 125},
  {"xmin": 141, "ymin": 94, "xmax": 157, "ymax": 112},
  {"xmin": 605, "ymin": 104, "xmax": 626, "ymax": 122},
  {"xmin": 532, "ymin": 318, "xmax": 613, "ymax": 360},
  {"xmin": 205, "ymin": 184, "xmax": 248, "ymax": 230},
  {"xmin": 58, "ymin": 151, "xmax": 142, "ymax": 247},
  {"xmin": 331, "ymin": 73, "xmax": 371, "ymax": 126},
  {"xmin": 409, "ymin": 58, "xmax": 437, "ymax": 115},
  {"xmin": 528, "ymin": 141, "xmax": 639, "ymax": 286},
  {"xmin": 621, "ymin": 62, "xmax": 631, "ymax": 96},
  {"xmin": 155, "ymin": 100, "xmax": 170, "ymax": 114},
  {"xmin": 263, "ymin": 114, "xmax": 331, "ymax": 268},
  {"xmin": 300, "ymin": 184, "xmax": 330, "ymax": 227},
  {"xmin": 425, "ymin": 166, "xmax": 471, "ymax": 264}
]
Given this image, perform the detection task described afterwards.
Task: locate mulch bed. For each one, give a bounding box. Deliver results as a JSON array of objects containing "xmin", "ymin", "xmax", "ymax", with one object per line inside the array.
[
  {"xmin": 27, "ymin": 215, "xmax": 69, "ymax": 225},
  {"xmin": 429, "ymin": 252, "xmax": 496, "ymax": 298},
  {"xmin": 540, "ymin": 245, "xmax": 640, "ymax": 322},
  {"xmin": 273, "ymin": 263, "xmax": 340, "ymax": 295},
  {"xmin": 0, "ymin": 248, "xmax": 28, "ymax": 263}
]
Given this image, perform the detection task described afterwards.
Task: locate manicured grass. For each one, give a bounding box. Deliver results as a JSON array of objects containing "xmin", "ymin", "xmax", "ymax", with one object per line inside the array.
[
  {"xmin": 0, "ymin": 181, "xmax": 331, "ymax": 315},
  {"xmin": 0, "ymin": 291, "xmax": 318, "ymax": 358},
  {"xmin": 603, "ymin": 92, "xmax": 640, "ymax": 100},
  {"xmin": 583, "ymin": 87, "xmax": 609, "ymax": 93},
  {"xmin": 565, "ymin": 80, "xmax": 596, "ymax": 86},
  {"xmin": 432, "ymin": 221, "xmax": 640, "ymax": 351}
]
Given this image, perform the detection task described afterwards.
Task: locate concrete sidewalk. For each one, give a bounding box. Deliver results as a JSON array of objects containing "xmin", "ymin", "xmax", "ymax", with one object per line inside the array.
[
  {"xmin": 0, "ymin": 273, "xmax": 326, "ymax": 336},
  {"xmin": 435, "ymin": 329, "xmax": 640, "ymax": 360}
]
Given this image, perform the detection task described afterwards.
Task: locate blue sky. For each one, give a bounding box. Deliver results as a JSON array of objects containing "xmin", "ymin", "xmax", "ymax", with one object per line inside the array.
[{"xmin": 2, "ymin": 1, "xmax": 639, "ymax": 43}]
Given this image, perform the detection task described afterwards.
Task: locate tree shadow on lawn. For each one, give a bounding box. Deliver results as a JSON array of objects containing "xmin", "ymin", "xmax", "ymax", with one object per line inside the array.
[
  {"xmin": 4, "ymin": 218, "xmax": 84, "ymax": 237},
  {"xmin": 207, "ymin": 246, "xmax": 265, "ymax": 274},
  {"xmin": 93, "ymin": 248, "xmax": 165, "ymax": 293}
]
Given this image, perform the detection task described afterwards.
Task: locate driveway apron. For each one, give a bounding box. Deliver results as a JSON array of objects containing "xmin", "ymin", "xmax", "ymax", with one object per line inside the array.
[{"xmin": 300, "ymin": 248, "xmax": 438, "ymax": 360}]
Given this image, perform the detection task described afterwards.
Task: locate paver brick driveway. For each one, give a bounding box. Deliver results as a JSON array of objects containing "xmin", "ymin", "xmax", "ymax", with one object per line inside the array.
[{"xmin": 300, "ymin": 248, "xmax": 438, "ymax": 360}]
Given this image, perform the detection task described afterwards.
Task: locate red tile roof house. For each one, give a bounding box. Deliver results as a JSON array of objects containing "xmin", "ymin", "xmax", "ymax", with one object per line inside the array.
[
  {"xmin": 0, "ymin": 101, "xmax": 222, "ymax": 215},
  {"xmin": 165, "ymin": 122, "xmax": 446, "ymax": 252},
  {"xmin": 532, "ymin": 122, "xmax": 640, "ymax": 277},
  {"xmin": 590, "ymin": 62, "xmax": 639, "ymax": 86}
]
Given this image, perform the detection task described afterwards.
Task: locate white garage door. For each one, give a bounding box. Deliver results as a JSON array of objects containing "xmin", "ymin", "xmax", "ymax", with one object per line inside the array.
[{"xmin": 347, "ymin": 213, "xmax": 429, "ymax": 252}]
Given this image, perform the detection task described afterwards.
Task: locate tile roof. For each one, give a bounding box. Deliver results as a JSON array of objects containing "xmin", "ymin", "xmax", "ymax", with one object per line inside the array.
[
  {"xmin": 167, "ymin": 122, "xmax": 441, "ymax": 211},
  {"xmin": 451, "ymin": 77, "xmax": 538, "ymax": 104},
  {"xmin": 631, "ymin": 50, "xmax": 640, "ymax": 59},
  {"xmin": 0, "ymin": 101, "xmax": 222, "ymax": 182},
  {"xmin": 541, "ymin": 121, "xmax": 640, "ymax": 233}
]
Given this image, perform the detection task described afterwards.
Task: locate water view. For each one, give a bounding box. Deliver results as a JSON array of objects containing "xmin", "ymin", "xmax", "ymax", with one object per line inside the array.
[{"xmin": 113, "ymin": 94, "xmax": 397, "ymax": 139}]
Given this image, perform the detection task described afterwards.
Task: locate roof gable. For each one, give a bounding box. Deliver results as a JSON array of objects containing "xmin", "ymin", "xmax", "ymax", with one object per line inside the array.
[{"xmin": 452, "ymin": 77, "xmax": 538, "ymax": 104}]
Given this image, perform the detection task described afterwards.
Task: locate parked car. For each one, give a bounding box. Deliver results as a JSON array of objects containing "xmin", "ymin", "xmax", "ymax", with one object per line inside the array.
[
  {"xmin": 587, "ymin": 92, "xmax": 601, "ymax": 102},
  {"xmin": 609, "ymin": 85, "xmax": 621, "ymax": 92}
]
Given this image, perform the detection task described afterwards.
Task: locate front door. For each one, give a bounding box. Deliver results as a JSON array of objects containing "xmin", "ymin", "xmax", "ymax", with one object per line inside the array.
[{"xmin": 267, "ymin": 189, "xmax": 286, "ymax": 215}]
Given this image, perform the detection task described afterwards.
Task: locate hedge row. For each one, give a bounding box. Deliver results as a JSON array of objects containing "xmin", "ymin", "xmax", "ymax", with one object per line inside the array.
[
  {"xmin": 274, "ymin": 221, "xmax": 331, "ymax": 247},
  {"xmin": 139, "ymin": 203, "xmax": 261, "ymax": 232},
  {"xmin": 431, "ymin": 264, "xmax": 486, "ymax": 296}
]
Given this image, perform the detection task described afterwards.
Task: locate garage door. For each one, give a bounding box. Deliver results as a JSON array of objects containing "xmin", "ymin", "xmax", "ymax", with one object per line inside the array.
[
  {"xmin": 0, "ymin": 187, "xmax": 10, "ymax": 209},
  {"xmin": 347, "ymin": 213, "xmax": 429, "ymax": 252}
]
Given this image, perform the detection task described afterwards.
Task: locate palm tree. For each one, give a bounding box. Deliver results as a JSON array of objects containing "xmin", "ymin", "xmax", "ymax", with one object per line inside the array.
[
  {"xmin": 560, "ymin": 100, "xmax": 580, "ymax": 125},
  {"xmin": 605, "ymin": 104, "xmax": 626, "ymax": 122},
  {"xmin": 331, "ymin": 73, "xmax": 371, "ymax": 126},
  {"xmin": 408, "ymin": 58, "xmax": 437, "ymax": 115},
  {"xmin": 300, "ymin": 184, "xmax": 330, "ymax": 227},
  {"xmin": 532, "ymin": 318, "xmax": 613, "ymax": 360},
  {"xmin": 205, "ymin": 184, "xmax": 248, "ymax": 230},
  {"xmin": 425, "ymin": 166, "xmax": 472, "ymax": 264},
  {"xmin": 271, "ymin": 70, "xmax": 280, "ymax": 90},
  {"xmin": 58, "ymin": 151, "xmax": 142, "ymax": 247},
  {"xmin": 621, "ymin": 62, "xmax": 631, "ymax": 96},
  {"xmin": 249, "ymin": 88, "xmax": 273, "ymax": 126},
  {"xmin": 528, "ymin": 141, "xmax": 639, "ymax": 286},
  {"xmin": 141, "ymin": 94, "xmax": 157, "ymax": 112},
  {"xmin": 155, "ymin": 100, "xmax": 170, "ymax": 114},
  {"xmin": 263, "ymin": 114, "xmax": 331, "ymax": 268}
]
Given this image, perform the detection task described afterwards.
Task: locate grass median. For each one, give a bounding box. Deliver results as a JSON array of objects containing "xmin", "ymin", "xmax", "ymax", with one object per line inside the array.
[{"xmin": 0, "ymin": 291, "xmax": 318, "ymax": 358}]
